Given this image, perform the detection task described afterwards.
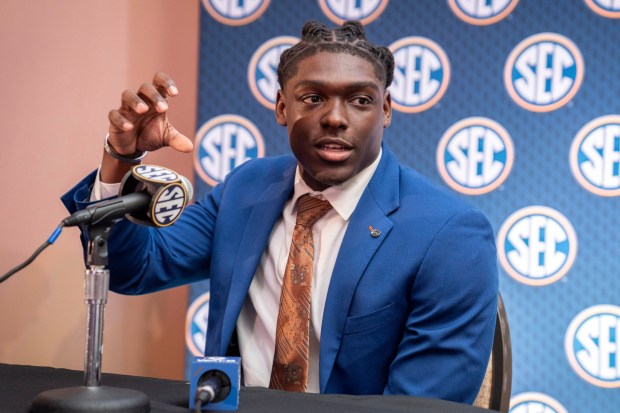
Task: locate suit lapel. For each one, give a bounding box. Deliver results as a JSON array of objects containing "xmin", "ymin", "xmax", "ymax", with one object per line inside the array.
[
  {"xmin": 219, "ymin": 161, "xmax": 296, "ymax": 354},
  {"xmin": 319, "ymin": 145, "xmax": 401, "ymax": 391}
]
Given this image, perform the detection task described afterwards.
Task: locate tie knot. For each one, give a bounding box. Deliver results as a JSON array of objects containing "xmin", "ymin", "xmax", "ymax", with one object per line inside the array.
[{"xmin": 295, "ymin": 194, "xmax": 332, "ymax": 227}]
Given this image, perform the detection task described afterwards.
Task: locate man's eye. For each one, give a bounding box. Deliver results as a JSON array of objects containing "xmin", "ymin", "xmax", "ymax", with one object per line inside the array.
[
  {"xmin": 301, "ymin": 95, "xmax": 322, "ymax": 104},
  {"xmin": 354, "ymin": 97, "xmax": 372, "ymax": 105}
]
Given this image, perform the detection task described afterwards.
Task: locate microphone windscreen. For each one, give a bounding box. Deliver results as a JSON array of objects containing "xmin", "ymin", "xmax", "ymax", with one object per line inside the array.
[{"xmin": 179, "ymin": 175, "xmax": 194, "ymax": 202}]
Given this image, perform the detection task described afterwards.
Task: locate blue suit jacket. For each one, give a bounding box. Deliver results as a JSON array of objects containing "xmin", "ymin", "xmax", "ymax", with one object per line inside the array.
[{"xmin": 62, "ymin": 144, "xmax": 498, "ymax": 404}]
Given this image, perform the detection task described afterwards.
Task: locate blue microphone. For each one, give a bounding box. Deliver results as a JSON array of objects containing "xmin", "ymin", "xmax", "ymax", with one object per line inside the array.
[{"xmin": 189, "ymin": 357, "xmax": 240, "ymax": 411}]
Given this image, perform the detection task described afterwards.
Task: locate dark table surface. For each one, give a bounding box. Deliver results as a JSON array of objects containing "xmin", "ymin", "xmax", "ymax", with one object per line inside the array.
[{"xmin": 0, "ymin": 363, "xmax": 494, "ymax": 412}]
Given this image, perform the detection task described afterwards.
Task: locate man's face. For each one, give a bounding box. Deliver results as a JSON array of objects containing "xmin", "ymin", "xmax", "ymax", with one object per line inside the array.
[{"xmin": 275, "ymin": 52, "xmax": 392, "ymax": 191}]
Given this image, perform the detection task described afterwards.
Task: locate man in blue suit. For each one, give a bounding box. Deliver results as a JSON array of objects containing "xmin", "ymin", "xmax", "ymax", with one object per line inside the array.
[{"xmin": 63, "ymin": 21, "xmax": 498, "ymax": 404}]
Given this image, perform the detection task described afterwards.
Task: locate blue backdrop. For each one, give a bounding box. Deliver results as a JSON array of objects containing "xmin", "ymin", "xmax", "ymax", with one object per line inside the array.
[{"xmin": 185, "ymin": 1, "xmax": 620, "ymax": 411}]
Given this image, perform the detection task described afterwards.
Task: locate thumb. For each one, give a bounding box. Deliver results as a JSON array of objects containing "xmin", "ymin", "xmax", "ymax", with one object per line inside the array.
[{"xmin": 167, "ymin": 128, "xmax": 194, "ymax": 153}]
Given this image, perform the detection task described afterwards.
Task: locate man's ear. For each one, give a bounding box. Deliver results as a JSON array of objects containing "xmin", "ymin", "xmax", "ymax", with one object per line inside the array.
[
  {"xmin": 275, "ymin": 89, "xmax": 287, "ymax": 126},
  {"xmin": 383, "ymin": 90, "xmax": 392, "ymax": 128}
]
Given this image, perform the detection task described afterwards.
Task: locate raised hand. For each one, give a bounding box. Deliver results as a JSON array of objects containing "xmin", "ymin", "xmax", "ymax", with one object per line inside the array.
[{"xmin": 101, "ymin": 72, "xmax": 193, "ymax": 182}]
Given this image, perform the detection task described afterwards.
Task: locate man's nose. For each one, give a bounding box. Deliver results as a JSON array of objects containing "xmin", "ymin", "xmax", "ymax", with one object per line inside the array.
[{"xmin": 320, "ymin": 99, "xmax": 348, "ymax": 129}]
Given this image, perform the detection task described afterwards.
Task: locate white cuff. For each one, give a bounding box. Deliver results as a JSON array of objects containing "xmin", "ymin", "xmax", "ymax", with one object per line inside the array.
[{"xmin": 90, "ymin": 167, "xmax": 121, "ymax": 202}]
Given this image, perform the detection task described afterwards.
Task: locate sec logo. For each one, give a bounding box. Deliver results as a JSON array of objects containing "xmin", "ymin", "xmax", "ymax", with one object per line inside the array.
[
  {"xmin": 509, "ymin": 392, "xmax": 568, "ymax": 413},
  {"xmin": 585, "ymin": 0, "xmax": 620, "ymax": 18},
  {"xmin": 202, "ymin": 0, "xmax": 270, "ymax": 26},
  {"xmin": 497, "ymin": 206, "xmax": 577, "ymax": 286},
  {"xmin": 151, "ymin": 183, "xmax": 187, "ymax": 227},
  {"xmin": 185, "ymin": 292, "xmax": 211, "ymax": 357},
  {"xmin": 565, "ymin": 305, "xmax": 620, "ymax": 388},
  {"xmin": 248, "ymin": 36, "xmax": 299, "ymax": 110},
  {"xmin": 437, "ymin": 117, "xmax": 514, "ymax": 195},
  {"xmin": 133, "ymin": 165, "xmax": 179, "ymax": 183},
  {"xmin": 318, "ymin": 0, "xmax": 389, "ymax": 25},
  {"xmin": 194, "ymin": 115, "xmax": 265, "ymax": 186},
  {"xmin": 504, "ymin": 33, "xmax": 584, "ymax": 112},
  {"xmin": 570, "ymin": 115, "xmax": 620, "ymax": 197},
  {"xmin": 448, "ymin": 0, "xmax": 519, "ymax": 26},
  {"xmin": 389, "ymin": 37, "xmax": 450, "ymax": 113}
]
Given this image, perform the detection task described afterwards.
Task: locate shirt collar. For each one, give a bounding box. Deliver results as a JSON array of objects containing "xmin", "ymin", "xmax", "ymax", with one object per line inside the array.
[{"xmin": 292, "ymin": 148, "xmax": 382, "ymax": 221}]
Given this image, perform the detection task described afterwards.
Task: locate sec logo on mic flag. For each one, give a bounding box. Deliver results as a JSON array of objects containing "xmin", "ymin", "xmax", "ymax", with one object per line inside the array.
[{"xmin": 149, "ymin": 182, "xmax": 188, "ymax": 227}]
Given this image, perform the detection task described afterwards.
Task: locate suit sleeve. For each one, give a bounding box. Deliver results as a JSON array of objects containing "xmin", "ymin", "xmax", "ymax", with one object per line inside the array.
[
  {"xmin": 384, "ymin": 207, "xmax": 499, "ymax": 404},
  {"xmin": 60, "ymin": 170, "xmax": 225, "ymax": 294}
]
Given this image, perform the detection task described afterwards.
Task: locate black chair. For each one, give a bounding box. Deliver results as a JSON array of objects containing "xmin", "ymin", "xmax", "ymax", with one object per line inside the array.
[{"xmin": 473, "ymin": 293, "xmax": 512, "ymax": 412}]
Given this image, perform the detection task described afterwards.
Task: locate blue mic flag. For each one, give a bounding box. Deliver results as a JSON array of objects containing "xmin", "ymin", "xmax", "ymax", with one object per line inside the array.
[{"xmin": 190, "ymin": 356, "xmax": 240, "ymax": 411}]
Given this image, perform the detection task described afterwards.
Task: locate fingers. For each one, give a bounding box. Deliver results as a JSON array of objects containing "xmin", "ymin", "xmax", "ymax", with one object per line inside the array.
[
  {"xmin": 137, "ymin": 83, "xmax": 169, "ymax": 114},
  {"xmin": 150, "ymin": 73, "xmax": 191, "ymax": 153},
  {"xmin": 106, "ymin": 72, "xmax": 187, "ymax": 155},
  {"xmin": 107, "ymin": 109, "xmax": 139, "ymax": 155},
  {"xmin": 153, "ymin": 71, "xmax": 179, "ymax": 97},
  {"xmin": 118, "ymin": 72, "xmax": 178, "ymax": 121},
  {"xmin": 108, "ymin": 109, "xmax": 134, "ymax": 133},
  {"xmin": 110, "ymin": 79, "xmax": 170, "ymax": 137}
]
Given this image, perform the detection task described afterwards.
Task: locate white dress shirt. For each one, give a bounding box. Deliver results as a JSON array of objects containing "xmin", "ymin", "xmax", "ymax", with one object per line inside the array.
[
  {"xmin": 238, "ymin": 151, "xmax": 381, "ymax": 392},
  {"xmin": 91, "ymin": 150, "xmax": 381, "ymax": 393}
]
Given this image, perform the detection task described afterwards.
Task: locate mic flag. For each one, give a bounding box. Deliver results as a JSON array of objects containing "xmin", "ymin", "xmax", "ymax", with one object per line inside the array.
[
  {"xmin": 189, "ymin": 356, "xmax": 240, "ymax": 411},
  {"xmin": 119, "ymin": 164, "xmax": 192, "ymax": 227},
  {"xmin": 62, "ymin": 164, "xmax": 193, "ymax": 228}
]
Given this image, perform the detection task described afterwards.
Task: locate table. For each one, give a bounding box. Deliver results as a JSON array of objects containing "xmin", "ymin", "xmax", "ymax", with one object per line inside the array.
[{"xmin": 0, "ymin": 364, "xmax": 494, "ymax": 412}]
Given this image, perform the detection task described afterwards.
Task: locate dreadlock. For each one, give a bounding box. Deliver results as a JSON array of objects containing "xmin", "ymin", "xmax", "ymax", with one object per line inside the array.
[{"xmin": 277, "ymin": 20, "xmax": 394, "ymax": 90}]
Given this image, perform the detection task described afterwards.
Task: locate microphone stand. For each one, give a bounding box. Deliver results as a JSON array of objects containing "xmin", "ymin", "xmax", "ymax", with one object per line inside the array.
[{"xmin": 31, "ymin": 224, "xmax": 150, "ymax": 412}]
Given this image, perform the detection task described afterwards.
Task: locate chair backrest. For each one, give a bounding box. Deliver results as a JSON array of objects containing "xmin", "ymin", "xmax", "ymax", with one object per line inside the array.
[{"xmin": 473, "ymin": 293, "xmax": 512, "ymax": 412}]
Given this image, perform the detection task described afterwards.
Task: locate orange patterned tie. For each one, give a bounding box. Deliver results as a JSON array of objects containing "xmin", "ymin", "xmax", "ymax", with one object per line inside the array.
[{"xmin": 269, "ymin": 194, "xmax": 333, "ymax": 392}]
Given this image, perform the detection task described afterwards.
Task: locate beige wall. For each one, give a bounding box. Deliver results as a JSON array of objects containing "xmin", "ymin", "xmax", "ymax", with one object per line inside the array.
[{"xmin": 0, "ymin": 0, "xmax": 199, "ymax": 380}]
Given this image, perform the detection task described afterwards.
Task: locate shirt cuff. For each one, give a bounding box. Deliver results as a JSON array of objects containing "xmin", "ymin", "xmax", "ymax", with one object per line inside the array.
[{"xmin": 90, "ymin": 167, "xmax": 121, "ymax": 202}]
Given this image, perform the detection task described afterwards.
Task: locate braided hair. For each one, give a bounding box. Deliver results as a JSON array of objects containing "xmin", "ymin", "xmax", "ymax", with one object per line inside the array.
[{"xmin": 277, "ymin": 20, "xmax": 394, "ymax": 90}]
